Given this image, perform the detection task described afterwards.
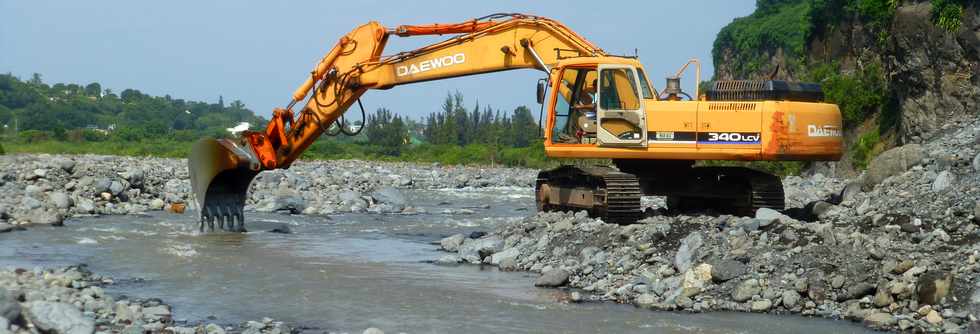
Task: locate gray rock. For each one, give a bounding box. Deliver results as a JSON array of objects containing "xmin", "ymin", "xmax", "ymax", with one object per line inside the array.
[
  {"xmin": 206, "ymin": 324, "xmax": 226, "ymax": 334},
  {"xmin": 708, "ymin": 259, "xmax": 747, "ymax": 283},
  {"xmin": 108, "ymin": 181, "xmax": 125, "ymax": 196},
  {"xmin": 0, "ymin": 223, "xmax": 13, "ymax": 233},
  {"xmin": 363, "ymin": 328, "xmax": 385, "ymax": 334},
  {"xmin": 732, "ymin": 279, "xmax": 761, "ymax": 302},
  {"xmin": 810, "ymin": 201, "xmax": 835, "ymax": 219},
  {"xmin": 457, "ymin": 237, "xmax": 504, "ymax": 263},
  {"xmin": 839, "ymin": 282, "xmax": 876, "ymax": 301},
  {"xmin": 750, "ymin": 299, "xmax": 772, "ymax": 312},
  {"xmin": 874, "ymin": 286, "xmax": 894, "ymax": 307},
  {"xmin": 26, "ymin": 301, "xmax": 95, "ymax": 334},
  {"xmin": 755, "ymin": 207, "xmax": 782, "ymax": 221},
  {"xmin": 113, "ymin": 303, "xmax": 137, "ymax": 324},
  {"xmin": 863, "ymin": 312, "xmax": 897, "ymax": 328},
  {"xmin": 932, "ymin": 170, "xmax": 954, "ymax": 192},
  {"xmin": 49, "ymin": 192, "xmax": 73, "ymax": 209},
  {"xmin": 93, "ymin": 178, "xmax": 112, "ymax": 193},
  {"xmin": 439, "ymin": 234, "xmax": 466, "ymax": 252},
  {"xmin": 29, "ymin": 211, "xmax": 64, "ymax": 226},
  {"xmin": 55, "ymin": 158, "xmax": 75, "ymax": 173},
  {"xmin": 489, "ymin": 247, "xmax": 520, "ymax": 266},
  {"xmin": 781, "ymin": 290, "xmax": 801, "ymax": 308},
  {"xmin": 371, "ymin": 187, "xmax": 407, "ymax": 211},
  {"xmin": 840, "ymin": 182, "xmax": 863, "ymax": 203},
  {"xmin": 256, "ymin": 190, "xmax": 307, "ymax": 214},
  {"xmin": 0, "ymin": 288, "xmax": 22, "ymax": 325},
  {"xmin": 674, "ymin": 232, "xmax": 703, "ymax": 273},
  {"xmin": 22, "ymin": 196, "xmax": 42, "ymax": 210},
  {"xmin": 122, "ymin": 168, "xmax": 144, "ymax": 187},
  {"xmin": 141, "ymin": 305, "xmax": 171, "ymax": 322},
  {"xmin": 76, "ymin": 198, "xmax": 95, "ymax": 214},
  {"xmin": 534, "ymin": 269, "xmax": 571, "ymax": 287},
  {"xmin": 864, "ymin": 144, "xmax": 924, "ymax": 188},
  {"xmin": 434, "ymin": 254, "xmax": 461, "ymax": 264}
]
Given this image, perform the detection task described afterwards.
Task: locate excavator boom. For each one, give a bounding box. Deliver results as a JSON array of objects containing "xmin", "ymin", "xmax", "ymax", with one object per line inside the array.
[{"xmin": 189, "ymin": 13, "xmax": 605, "ymax": 231}]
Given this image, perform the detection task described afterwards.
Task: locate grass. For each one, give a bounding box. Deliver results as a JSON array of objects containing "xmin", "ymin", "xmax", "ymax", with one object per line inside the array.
[
  {"xmin": 850, "ymin": 128, "xmax": 883, "ymax": 169},
  {"xmin": 932, "ymin": 0, "xmax": 965, "ymax": 32}
]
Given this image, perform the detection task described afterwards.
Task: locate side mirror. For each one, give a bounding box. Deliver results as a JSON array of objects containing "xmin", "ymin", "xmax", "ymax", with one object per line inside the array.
[{"xmin": 536, "ymin": 79, "xmax": 546, "ymax": 104}]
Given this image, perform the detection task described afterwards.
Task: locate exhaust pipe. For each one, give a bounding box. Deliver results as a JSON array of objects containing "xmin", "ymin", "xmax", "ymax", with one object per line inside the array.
[{"xmin": 188, "ymin": 138, "xmax": 262, "ymax": 232}]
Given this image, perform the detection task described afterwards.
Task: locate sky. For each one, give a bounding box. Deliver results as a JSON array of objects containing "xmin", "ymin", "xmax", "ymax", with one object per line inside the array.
[{"xmin": 0, "ymin": 1, "xmax": 755, "ymax": 120}]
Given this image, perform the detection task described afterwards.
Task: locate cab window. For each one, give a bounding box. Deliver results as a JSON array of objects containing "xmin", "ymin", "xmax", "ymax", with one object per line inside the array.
[
  {"xmin": 551, "ymin": 67, "xmax": 598, "ymax": 144},
  {"xmin": 599, "ymin": 68, "xmax": 640, "ymax": 110},
  {"xmin": 637, "ymin": 69, "xmax": 655, "ymax": 99}
]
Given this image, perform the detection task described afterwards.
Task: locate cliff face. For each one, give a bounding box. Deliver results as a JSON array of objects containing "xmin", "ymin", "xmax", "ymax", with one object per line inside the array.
[{"xmin": 713, "ymin": 0, "xmax": 979, "ymax": 171}]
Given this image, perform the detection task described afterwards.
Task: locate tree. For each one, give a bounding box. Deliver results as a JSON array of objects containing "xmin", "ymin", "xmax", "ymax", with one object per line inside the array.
[
  {"xmin": 29, "ymin": 73, "xmax": 43, "ymax": 86},
  {"xmin": 85, "ymin": 82, "xmax": 102, "ymax": 97},
  {"xmin": 365, "ymin": 107, "xmax": 408, "ymax": 156}
]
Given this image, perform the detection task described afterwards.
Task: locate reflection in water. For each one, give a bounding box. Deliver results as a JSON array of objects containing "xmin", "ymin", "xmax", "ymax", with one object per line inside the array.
[{"xmin": 0, "ymin": 188, "xmax": 874, "ymax": 334}]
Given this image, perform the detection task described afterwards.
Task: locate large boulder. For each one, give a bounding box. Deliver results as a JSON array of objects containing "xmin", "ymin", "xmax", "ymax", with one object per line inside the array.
[
  {"xmin": 26, "ymin": 301, "xmax": 95, "ymax": 334},
  {"xmin": 371, "ymin": 187, "xmax": 407, "ymax": 211},
  {"xmin": 457, "ymin": 236, "xmax": 504, "ymax": 263},
  {"xmin": 439, "ymin": 234, "xmax": 465, "ymax": 252},
  {"xmin": 49, "ymin": 192, "xmax": 73, "ymax": 209},
  {"xmin": 674, "ymin": 232, "xmax": 703, "ymax": 273},
  {"xmin": 732, "ymin": 278, "xmax": 761, "ymax": 302},
  {"xmin": 0, "ymin": 288, "xmax": 23, "ymax": 325},
  {"xmin": 863, "ymin": 144, "xmax": 924, "ymax": 188},
  {"xmin": 256, "ymin": 190, "xmax": 307, "ymax": 214},
  {"xmin": 534, "ymin": 269, "xmax": 570, "ymax": 287},
  {"xmin": 708, "ymin": 258, "xmax": 747, "ymax": 283}
]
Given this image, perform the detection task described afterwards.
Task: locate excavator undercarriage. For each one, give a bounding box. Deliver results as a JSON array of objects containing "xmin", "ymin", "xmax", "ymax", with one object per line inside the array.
[{"xmin": 535, "ymin": 161, "xmax": 785, "ymax": 223}]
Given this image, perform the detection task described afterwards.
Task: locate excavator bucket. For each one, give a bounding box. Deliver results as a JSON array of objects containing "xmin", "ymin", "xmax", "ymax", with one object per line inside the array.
[{"xmin": 188, "ymin": 138, "xmax": 261, "ymax": 232}]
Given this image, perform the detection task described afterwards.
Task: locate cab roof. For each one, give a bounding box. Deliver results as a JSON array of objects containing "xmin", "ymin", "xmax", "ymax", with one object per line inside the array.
[{"xmin": 554, "ymin": 56, "xmax": 643, "ymax": 68}]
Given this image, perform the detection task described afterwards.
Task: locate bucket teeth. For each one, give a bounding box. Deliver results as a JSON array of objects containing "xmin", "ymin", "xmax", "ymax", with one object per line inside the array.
[{"xmin": 199, "ymin": 203, "xmax": 246, "ymax": 233}]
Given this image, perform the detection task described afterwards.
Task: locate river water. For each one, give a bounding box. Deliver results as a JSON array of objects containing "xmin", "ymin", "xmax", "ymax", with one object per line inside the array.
[{"xmin": 1, "ymin": 187, "xmax": 874, "ymax": 333}]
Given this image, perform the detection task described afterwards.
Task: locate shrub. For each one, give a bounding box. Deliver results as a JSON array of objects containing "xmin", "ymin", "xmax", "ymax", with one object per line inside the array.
[
  {"xmin": 17, "ymin": 130, "xmax": 51, "ymax": 143},
  {"xmin": 932, "ymin": 0, "xmax": 965, "ymax": 32},
  {"xmin": 806, "ymin": 62, "xmax": 887, "ymax": 127},
  {"xmin": 851, "ymin": 128, "xmax": 881, "ymax": 169}
]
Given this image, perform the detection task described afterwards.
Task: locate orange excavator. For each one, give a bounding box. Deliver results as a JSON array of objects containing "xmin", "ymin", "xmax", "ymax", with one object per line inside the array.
[{"xmin": 188, "ymin": 13, "xmax": 842, "ymax": 232}]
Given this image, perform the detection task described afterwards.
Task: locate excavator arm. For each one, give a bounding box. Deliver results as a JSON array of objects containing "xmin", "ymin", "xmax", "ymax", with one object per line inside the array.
[{"xmin": 188, "ymin": 13, "xmax": 604, "ymax": 232}]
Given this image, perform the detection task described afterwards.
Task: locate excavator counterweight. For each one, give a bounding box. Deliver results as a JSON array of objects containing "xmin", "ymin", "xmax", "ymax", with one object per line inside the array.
[{"xmin": 187, "ymin": 13, "xmax": 843, "ymax": 231}]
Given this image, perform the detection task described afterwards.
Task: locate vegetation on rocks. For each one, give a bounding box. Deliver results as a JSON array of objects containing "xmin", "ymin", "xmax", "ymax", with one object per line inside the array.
[
  {"xmin": 931, "ymin": 0, "xmax": 966, "ymax": 32},
  {"xmin": 713, "ymin": 0, "xmax": 980, "ymax": 171}
]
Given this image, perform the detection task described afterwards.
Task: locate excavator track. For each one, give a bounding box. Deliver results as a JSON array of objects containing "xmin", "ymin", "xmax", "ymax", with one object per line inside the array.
[
  {"xmin": 536, "ymin": 166, "xmax": 642, "ymax": 224},
  {"xmin": 660, "ymin": 166, "xmax": 785, "ymax": 216}
]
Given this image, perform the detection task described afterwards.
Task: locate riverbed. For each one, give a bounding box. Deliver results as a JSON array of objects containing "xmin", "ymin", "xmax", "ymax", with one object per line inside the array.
[{"xmin": 1, "ymin": 187, "xmax": 874, "ymax": 333}]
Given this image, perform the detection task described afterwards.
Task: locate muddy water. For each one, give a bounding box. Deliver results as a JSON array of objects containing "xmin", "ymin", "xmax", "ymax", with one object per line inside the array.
[{"xmin": 1, "ymin": 187, "xmax": 873, "ymax": 333}]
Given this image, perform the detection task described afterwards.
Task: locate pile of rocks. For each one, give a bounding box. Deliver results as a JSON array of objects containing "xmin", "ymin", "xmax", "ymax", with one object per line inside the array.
[
  {"xmin": 0, "ymin": 155, "xmax": 535, "ymax": 229},
  {"xmin": 0, "ymin": 265, "xmax": 291, "ymax": 334},
  {"xmin": 437, "ymin": 116, "xmax": 980, "ymax": 332}
]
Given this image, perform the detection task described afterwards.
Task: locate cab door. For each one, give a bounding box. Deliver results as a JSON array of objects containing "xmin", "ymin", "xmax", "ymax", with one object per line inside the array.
[{"xmin": 596, "ymin": 65, "xmax": 647, "ymax": 147}]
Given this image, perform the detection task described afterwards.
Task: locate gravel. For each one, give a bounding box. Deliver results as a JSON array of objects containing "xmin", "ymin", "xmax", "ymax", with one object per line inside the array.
[
  {"xmin": 434, "ymin": 115, "xmax": 980, "ymax": 333},
  {"xmin": 0, "ymin": 156, "xmax": 536, "ymax": 228}
]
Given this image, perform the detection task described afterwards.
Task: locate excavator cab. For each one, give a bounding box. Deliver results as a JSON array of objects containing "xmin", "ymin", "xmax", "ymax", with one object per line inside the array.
[{"xmin": 546, "ymin": 60, "xmax": 649, "ymax": 148}]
